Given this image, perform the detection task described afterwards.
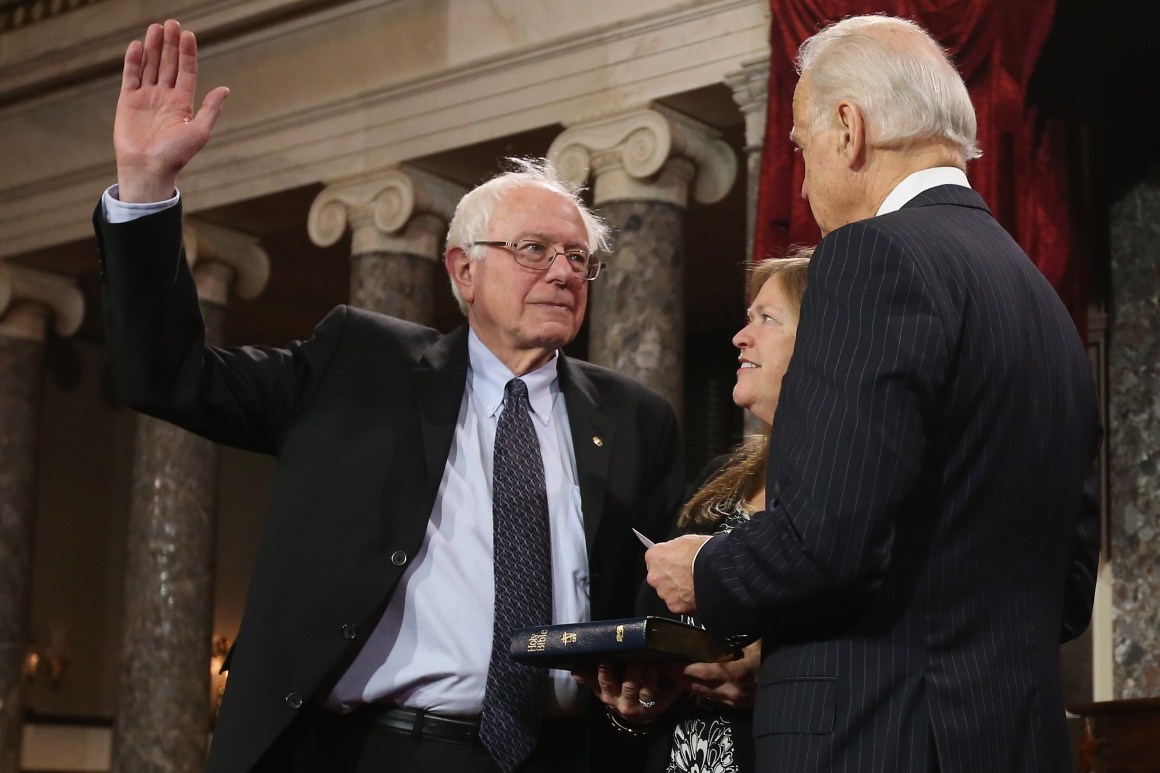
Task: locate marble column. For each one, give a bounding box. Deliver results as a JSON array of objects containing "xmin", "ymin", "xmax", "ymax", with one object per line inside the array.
[
  {"xmin": 727, "ymin": 59, "xmax": 772, "ymax": 439},
  {"xmin": 550, "ymin": 106, "xmax": 737, "ymax": 416},
  {"xmin": 726, "ymin": 57, "xmax": 770, "ymax": 265},
  {"xmin": 112, "ymin": 222, "xmax": 268, "ymax": 773},
  {"xmin": 0, "ymin": 264, "xmax": 83, "ymax": 773},
  {"xmin": 1107, "ymin": 171, "xmax": 1160, "ymax": 699},
  {"xmin": 307, "ymin": 166, "xmax": 465, "ymax": 321}
]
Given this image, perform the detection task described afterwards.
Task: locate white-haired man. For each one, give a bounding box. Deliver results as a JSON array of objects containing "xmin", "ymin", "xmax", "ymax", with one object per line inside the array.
[
  {"xmin": 647, "ymin": 14, "xmax": 1100, "ymax": 772},
  {"xmin": 95, "ymin": 19, "xmax": 683, "ymax": 773}
]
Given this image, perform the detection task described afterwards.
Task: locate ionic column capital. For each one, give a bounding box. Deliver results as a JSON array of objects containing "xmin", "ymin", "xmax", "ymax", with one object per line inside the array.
[
  {"xmin": 182, "ymin": 219, "xmax": 271, "ymax": 306},
  {"xmin": 548, "ymin": 105, "xmax": 737, "ymax": 208},
  {"xmin": 726, "ymin": 57, "xmax": 771, "ymax": 152},
  {"xmin": 0, "ymin": 262, "xmax": 83, "ymax": 342},
  {"xmin": 307, "ymin": 166, "xmax": 466, "ymax": 258}
]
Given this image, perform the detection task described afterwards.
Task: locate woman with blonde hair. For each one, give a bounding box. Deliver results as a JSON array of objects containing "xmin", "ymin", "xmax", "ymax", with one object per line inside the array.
[{"xmin": 580, "ymin": 249, "xmax": 812, "ymax": 773}]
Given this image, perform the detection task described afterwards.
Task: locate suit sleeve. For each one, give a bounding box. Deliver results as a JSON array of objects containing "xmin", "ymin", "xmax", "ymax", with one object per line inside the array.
[
  {"xmin": 1060, "ymin": 460, "xmax": 1101, "ymax": 642},
  {"xmin": 695, "ymin": 220, "xmax": 947, "ymax": 636},
  {"xmin": 95, "ymin": 201, "xmax": 344, "ymax": 454}
]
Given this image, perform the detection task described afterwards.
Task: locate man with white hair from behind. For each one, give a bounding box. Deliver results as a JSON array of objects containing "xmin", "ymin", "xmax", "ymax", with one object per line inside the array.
[{"xmin": 646, "ymin": 14, "xmax": 1101, "ymax": 772}]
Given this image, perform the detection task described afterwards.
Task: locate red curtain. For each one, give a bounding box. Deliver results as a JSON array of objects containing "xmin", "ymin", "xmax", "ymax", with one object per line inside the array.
[{"xmin": 754, "ymin": 0, "xmax": 1085, "ymax": 331}]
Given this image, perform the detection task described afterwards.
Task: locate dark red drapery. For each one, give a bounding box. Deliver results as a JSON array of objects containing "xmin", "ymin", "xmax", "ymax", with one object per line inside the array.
[{"xmin": 754, "ymin": 0, "xmax": 1085, "ymax": 331}]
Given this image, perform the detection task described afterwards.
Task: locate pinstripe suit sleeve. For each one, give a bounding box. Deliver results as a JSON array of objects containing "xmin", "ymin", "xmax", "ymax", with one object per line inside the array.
[
  {"xmin": 695, "ymin": 220, "xmax": 947, "ymax": 636},
  {"xmin": 1061, "ymin": 461, "xmax": 1101, "ymax": 642}
]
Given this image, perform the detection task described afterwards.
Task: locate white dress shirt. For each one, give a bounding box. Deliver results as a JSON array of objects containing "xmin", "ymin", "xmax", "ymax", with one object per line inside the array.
[
  {"xmin": 327, "ymin": 332, "xmax": 588, "ymax": 716},
  {"xmin": 102, "ymin": 185, "xmax": 178, "ymax": 222}
]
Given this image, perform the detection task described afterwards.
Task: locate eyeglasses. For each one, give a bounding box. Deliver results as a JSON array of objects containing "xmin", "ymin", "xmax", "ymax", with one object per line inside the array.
[{"xmin": 471, "ymin": 239, "xmax": 605, "ymax": 281}]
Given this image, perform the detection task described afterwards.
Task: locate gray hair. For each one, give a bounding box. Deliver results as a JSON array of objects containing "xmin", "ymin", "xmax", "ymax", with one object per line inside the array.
[
  {"xmin": 445, "ymin": 158, "xmax": 610, "ymax": 314},
  {"xmin": 797, "ymin": 15, "xmax": 981, "ymax": 164}
]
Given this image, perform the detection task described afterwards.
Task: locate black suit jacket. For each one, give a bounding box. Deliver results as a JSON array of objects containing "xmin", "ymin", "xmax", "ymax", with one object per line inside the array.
[
  {"xmin": 95, "ymin": 203, "xmax": 684, "ymax": 772},
  {"xmin": 695, "ymin": 186, "xmax": 1100, "ymax": 772}
]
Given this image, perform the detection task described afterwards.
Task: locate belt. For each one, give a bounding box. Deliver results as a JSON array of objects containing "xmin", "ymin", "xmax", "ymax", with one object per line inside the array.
[{"xmin": 371, "ymin": 706, "xmax": 482, "ymax": 746}]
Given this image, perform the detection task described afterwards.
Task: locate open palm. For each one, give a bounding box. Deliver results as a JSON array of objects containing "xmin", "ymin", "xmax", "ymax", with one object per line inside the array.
[{"xmin": 113, "ymin": 19, "xmax": 229, "ymax": 203}]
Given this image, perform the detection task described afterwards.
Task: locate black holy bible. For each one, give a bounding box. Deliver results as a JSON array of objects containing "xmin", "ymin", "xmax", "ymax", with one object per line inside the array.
[{"xmin": 509, "ymin": 616, "xmax": 741, "ymax": 670}]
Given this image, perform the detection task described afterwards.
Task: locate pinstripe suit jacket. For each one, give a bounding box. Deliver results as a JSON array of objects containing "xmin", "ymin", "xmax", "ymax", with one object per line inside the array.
[{"xmin": 695, "ymin": 185, "xmax": 1101, "ymax": 772}]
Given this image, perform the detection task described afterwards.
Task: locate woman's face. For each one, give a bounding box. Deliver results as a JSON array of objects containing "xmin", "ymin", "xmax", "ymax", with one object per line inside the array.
[{"xmin": 731, "ymin": 274, "xmax": 800, "ymax": 426}]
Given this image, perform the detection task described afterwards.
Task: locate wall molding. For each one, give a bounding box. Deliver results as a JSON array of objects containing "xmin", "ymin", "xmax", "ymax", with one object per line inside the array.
[{"xmin": 0, "ymin": 0, "xmax": 768, "ymax": 261}]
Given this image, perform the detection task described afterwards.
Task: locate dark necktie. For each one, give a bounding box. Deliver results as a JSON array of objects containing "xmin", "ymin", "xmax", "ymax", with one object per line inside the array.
[{"xmin": 480, "ymin": 378, "xmax": 553, "ymax": 772}]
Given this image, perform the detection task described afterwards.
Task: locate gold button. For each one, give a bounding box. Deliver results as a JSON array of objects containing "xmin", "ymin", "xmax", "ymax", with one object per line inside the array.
[{"xmin": 592, "ymin": 436, "xmax": 604, "ymax": 447}]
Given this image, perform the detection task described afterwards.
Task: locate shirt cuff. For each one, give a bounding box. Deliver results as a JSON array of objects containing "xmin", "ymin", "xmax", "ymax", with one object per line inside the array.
[{"xmin": 102, "ymin": 184, "xmax": 180, "ymax": 224}]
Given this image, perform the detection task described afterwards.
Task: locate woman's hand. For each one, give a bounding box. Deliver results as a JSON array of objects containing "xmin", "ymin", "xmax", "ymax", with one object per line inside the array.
[
  {"xmin": 680, "ymin": 640, "xmax": 760, "ymax": 709},
  {"xmin": 572, "ymin": 659, "xmax": 684, "ymax": 724}
]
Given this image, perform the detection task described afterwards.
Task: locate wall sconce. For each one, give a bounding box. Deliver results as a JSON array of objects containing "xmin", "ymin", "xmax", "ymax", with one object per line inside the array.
[
  {"xmin": 23, "ymin": 650, "xmax": 41, "ymax": 679},
  {"xmin": 210, "ymin": 634, "xmax": 232, "ymax": 719},
  {"xmin": 23, "ymin": 624, "xmax": 71, "ymax": 687}
]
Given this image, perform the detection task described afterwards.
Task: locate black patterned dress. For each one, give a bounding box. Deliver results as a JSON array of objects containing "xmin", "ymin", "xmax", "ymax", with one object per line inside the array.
[{"xmin": 639, "ymin": 496, "xmax": 756, "ymax": 773}]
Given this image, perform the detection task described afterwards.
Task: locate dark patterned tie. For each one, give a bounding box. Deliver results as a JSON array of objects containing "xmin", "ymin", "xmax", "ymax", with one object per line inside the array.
[{"xmin": 480, "ymin": 378, "xmax": 553, "ymax": 772}]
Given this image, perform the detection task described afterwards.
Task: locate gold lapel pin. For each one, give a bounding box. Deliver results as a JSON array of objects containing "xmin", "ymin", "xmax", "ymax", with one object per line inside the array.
[{"xmin": 592, "ymin": 436, "xmax": 604, "ymax": 447}]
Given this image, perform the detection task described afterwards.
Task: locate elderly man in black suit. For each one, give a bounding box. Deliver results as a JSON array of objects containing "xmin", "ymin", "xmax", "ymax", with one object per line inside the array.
[
  {"xmin": 647, "ymin": 14, "xmax": 1100, "ymax": 773},
  {"xmin": 96, "ymin": 19, "xmax": 683, "ymax": 773}
]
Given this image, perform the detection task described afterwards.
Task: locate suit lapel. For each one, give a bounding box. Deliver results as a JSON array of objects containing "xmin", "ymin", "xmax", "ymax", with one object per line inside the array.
[
  {"xmin": 415, "ymin": 326, "xmax": 470, "ymax": 502},
  {"xmin": 559, "ymin": 357, "xmax": 615, "ymax": 555}
]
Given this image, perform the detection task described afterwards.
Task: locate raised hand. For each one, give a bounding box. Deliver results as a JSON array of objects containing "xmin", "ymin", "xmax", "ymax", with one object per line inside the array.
[{"xmin": 114, "ymin": 19, "xmax": 230, "ymax": 203}]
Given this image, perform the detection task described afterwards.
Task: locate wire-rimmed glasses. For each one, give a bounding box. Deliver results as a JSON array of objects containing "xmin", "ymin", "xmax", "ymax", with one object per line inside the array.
[{"xmin": 472, "ymin": 239, "xmax": 605, "ymax": 280}]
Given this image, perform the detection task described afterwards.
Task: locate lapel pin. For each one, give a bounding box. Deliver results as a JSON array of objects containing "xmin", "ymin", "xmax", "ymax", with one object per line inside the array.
[{"xmin": 592, "ymin": 436, "xmax": 604, "ymax": 447}]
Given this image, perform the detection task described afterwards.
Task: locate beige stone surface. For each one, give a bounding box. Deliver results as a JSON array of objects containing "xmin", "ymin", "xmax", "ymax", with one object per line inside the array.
[{"xmin": 0, "ymin": 0, "xmax": 768, "ymax": 259}]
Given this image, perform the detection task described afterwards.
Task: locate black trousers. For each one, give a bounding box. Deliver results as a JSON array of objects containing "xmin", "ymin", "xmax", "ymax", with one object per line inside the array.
[{"xmin": 256, "ymin": 708, "xmax": 590, "ymax": 773}]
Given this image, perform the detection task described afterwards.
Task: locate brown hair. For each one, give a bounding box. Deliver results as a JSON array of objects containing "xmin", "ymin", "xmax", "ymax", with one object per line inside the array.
[{"xmin": 679, "ymin": 248, "xmax": 812, "ymax": 529}]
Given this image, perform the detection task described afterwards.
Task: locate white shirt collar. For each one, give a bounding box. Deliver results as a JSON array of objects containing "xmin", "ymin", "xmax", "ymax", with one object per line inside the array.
[
  {"xmin": 467, "ymin": 330, "xmax": 559, "ymax": 426},
  {"xmin": 876, "ymin": 166, "xmax": 971, "ymax": 216}
]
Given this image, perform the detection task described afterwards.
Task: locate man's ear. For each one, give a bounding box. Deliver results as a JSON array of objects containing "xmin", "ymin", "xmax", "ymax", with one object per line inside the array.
[
  {"xmin": 445, "ymin": 246, "xmax": 475, "ymax": 304},
  {"xmin": 836, "ymin": 100, "xmax": 866, "ymax": 167}
]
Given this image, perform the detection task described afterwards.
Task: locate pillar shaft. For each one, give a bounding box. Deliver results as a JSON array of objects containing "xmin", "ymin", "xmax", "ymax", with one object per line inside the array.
[
  {"xmin": 589, "ymin": 201, "xmax": 686, "ymax": 417},
  {"xmin": 727, "ymin": 61, "xmax": 770, "ymax": 439},
  {"xmin": 351, "ymin": 253, "xmax": 436, "ymax": 321},
  {"xmin": 0, "ymin": 333, "xmax": 43, "ymax": 773},
  {"xmin": 726, "ymin": 57, "xmax": 770, "ymax": 265},
  {"xmin": 348, "ymin": 213, "xmax": 445, "ymax": 321},
  {"xmin": 550, "ymin": 106, "xmax": 736, "ymax": 417},
  {"xmin": 111, "ymin": 224, "xmax": 267, "ymax": 773},
  {"xmin": 112, "ymin": 301, "xmax": 225, "ymax": 773},
  {"xmin": 0, "ymin": 264, "xmax": 82, "ymax": 773}
]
